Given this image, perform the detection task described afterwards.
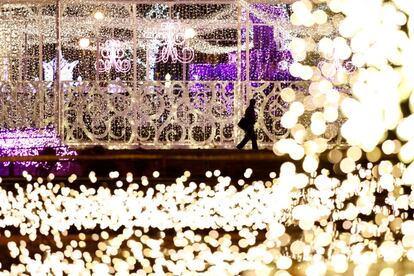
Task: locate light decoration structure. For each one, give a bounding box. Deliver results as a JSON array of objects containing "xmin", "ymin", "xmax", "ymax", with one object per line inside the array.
[
  {"xmin": 95, "ymin": 39, "xmax": 131, "ymax": 73},
  {"xmin": 1, "ymin": 0, "xmax": 414, "ymax": 274},
  {"xmin": 144, "ymin": 4, "xmax": 168, "ymax": 80},
  {"xmin": 43, "ymin": 52, "xmax": 79, "ymax": 82},
  {"xmin": 155, "ymin": 21, "xmax": 195, "ymax": 64}
]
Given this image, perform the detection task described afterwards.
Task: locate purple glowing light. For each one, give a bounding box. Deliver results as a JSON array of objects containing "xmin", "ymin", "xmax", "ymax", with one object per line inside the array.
[
  {"xmin": 0, "ymin": 128, "xmax": 78, "ymax": 176},
  {"xmin": 189, "ymin": 5, "xmax": 295, "ymax": 82},
  {"xmin": 249, "ymin": 4, "xmax": 290, "ymax": 24},
  {"xmin": 189, "ymin": 50, "xmax": 295, "ymax": 81}
]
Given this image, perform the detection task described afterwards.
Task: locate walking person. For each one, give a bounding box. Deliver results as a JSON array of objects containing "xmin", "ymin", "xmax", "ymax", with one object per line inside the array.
[{"xmin": 237, "ymin": 98, "xmax": 258, "ymax": 150}]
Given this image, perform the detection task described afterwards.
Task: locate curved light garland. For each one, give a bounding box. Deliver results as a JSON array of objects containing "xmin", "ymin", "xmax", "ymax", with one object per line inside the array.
[
  {"xmin": 95, "ymin": 39, "xmax": 131, "ymax": 73},
  {"xmin": 155, "ymin": 22, "xmax": 195, "ymax": 64}
]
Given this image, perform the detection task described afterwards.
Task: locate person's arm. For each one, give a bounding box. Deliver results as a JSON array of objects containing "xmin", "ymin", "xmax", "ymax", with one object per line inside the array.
[{"xmin": 250, "ymin": 107, "xmax": 257, "ymax": 123}]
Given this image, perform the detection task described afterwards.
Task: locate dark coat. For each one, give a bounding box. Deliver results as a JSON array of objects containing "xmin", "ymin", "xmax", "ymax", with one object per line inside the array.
[{"xmin": 243, "ymin": 104, "xmax": 256, "ymax": 132}]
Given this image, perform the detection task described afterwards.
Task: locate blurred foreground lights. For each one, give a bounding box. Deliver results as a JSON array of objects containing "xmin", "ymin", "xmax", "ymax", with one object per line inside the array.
[
  {"xmin": 0, "ymin": 163, "xmax": 414, "ymax": 274},
  {"xmin": 152, "ymin": 171, "xmax": 160, "ymax": 178},
  {"xmin": 68, "ymin": 174, "xmax": 77, "ymax": 183},
  {"xmin": 89, "ymin": 171, "xmax": 97, "ymax": 183},
  {"xmin": 244, "ymin": 168, "xmax": 253, "ymax": 178},
  {"xmin": 47, "ymin": 173, "xmax": 55, "ymax": 181},
  {"xmin": 281, "ymin": 87, "xmax": 296, "ymax": 103},
  {"xmin": 126, "ymin": 172, "xmax": 133, "ymax": 183},
  {"xmin": 109, "ymin": 171, "xmax": 120, "ymax": 179},
  {"xmin": 331, "ymin": 254, "xmax": 348, "ymax": 273},
  {"xmin": 276, "ymin": 256, "xmax": 292, "ymax": 270}
]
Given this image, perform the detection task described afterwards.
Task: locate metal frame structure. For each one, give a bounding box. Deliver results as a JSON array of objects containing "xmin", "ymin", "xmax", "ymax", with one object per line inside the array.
[{"xmin": 0, "ymin": 1, "xmax": 343, "ymax": 149}]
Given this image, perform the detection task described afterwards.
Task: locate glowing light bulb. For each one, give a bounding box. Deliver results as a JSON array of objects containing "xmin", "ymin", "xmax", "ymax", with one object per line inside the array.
[
  {"xmin": 94, "ymin": 11, "xmax": 105, "ymax": 20},
  {"xmin": 184, "ymin": 28, "xmax": 196, "ymax": 39},
  {"xmin": 79, "ymin": 38, "xmax": 90, "ymax": 49}
]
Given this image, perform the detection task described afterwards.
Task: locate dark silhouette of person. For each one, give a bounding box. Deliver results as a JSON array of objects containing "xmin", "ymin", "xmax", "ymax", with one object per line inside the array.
[{"xmin": 237, "ymin": 98, "xmax": 258, "ymax": 150}]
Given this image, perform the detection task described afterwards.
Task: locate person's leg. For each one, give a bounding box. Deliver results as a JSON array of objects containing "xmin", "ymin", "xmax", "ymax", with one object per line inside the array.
[
  {"xmin": 237, "ymin": 133, "xmax": 250, "ymax": 149},
  {"xmin": 251, "ymin": 131, "xmax": 258, "ymax": 150}
]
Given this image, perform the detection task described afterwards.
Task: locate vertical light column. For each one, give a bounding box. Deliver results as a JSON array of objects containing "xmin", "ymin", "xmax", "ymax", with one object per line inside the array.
[
  {"xmin": 132, "ymin": 3, "xmax": 138, "ymax": 145},
  {"xmin": 246, "ymin": 3, "xmax": 250, "ymax": 87},
  {"xmin": 18, "ymin": 28, "xmax": 23, "ymax": 81},
  {"xmin": 56, "ymin": 0, "xmax": 62, "ymax": 137},
  {"xmin": 94, "ymin": 8, "xmax": 101, "ymax": 82},
  {"xmin": 37, "ymin": 5, "xmax": 45, "ymax": 128},
  {"xmin": 236, "ymin": 3, "xmax": 242, "ymax": 86},
  {"xmin": 236, "ymin": 1, "xmax": 243, "ymax": 146},
  {"xmin": 146, "ymin": 43, "xmax": 150, "ymax": 81},
  {"xmin": 95, "ymin": 33, "xmax": 100, "ymax": 81},
  {"xmin": 182, "ymin": 58, "xmax": 186, "ymax": 81},
  {"xmin": 132, "ymin": 4, "xmax": 137, "ymax": 92},
  {"xmin": 38, "ymin": 6, "xmax": 43, "ymax": 81},
  {"xmin": 22, "ymin": 23, "xmax": 28, "ymax": 81}
]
